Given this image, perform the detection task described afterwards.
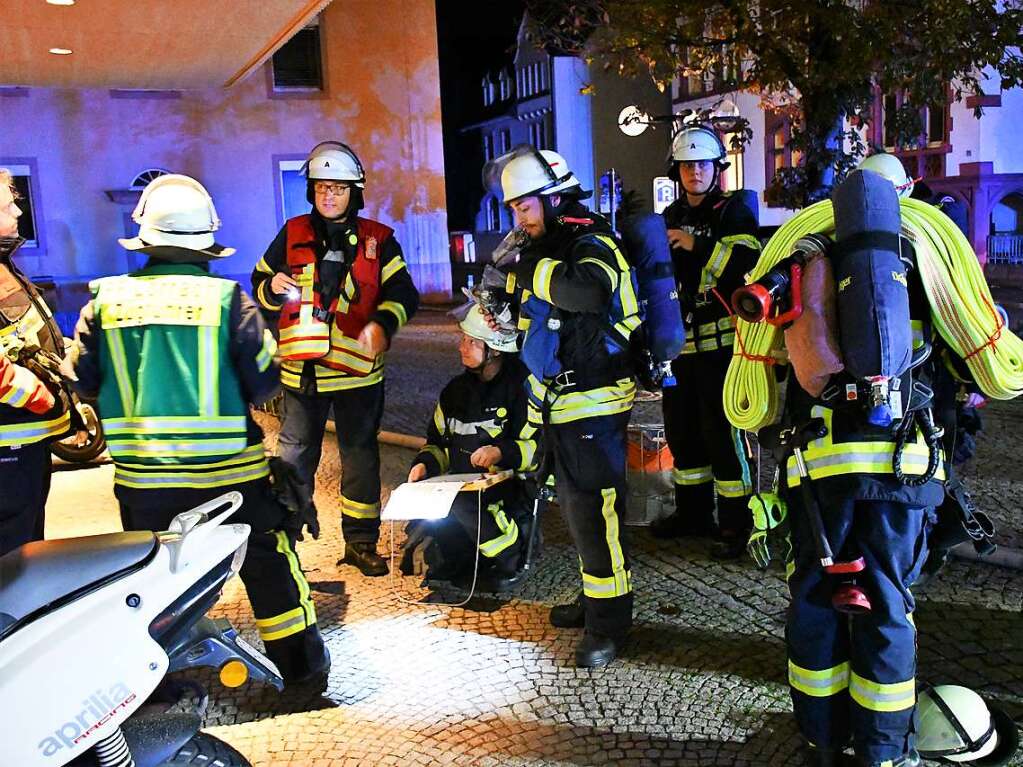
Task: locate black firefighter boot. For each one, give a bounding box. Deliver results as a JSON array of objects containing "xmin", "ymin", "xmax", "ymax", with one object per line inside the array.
[
  {"xmin": 574, "ymin": 594, "xmax": 631, "ymax": 668},
  {"xmin": 549, "ymin": 592, "xmax": 586, "ymax": 628},
  {"xmin": 804, "ymin": 745, "xmax": 857, "ymax": 767},
  {"xmin": 340, "ymin": 541, "xmax": 388, "ymax": 577}
]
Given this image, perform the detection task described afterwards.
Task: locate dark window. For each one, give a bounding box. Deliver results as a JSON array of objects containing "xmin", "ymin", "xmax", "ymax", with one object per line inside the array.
[
  {"xmin": 272, "ymin": 26, "xmax": 323, "ymax": 90},
  {"xmin": 10, "ymin": 174, "xmax": 36, "ymax": 245}
]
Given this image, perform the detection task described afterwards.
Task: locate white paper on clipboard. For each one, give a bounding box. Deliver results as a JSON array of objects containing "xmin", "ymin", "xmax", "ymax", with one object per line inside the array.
[{"xmin": 381, "ymin": 470, "xmax": 514, "ymax": 521}]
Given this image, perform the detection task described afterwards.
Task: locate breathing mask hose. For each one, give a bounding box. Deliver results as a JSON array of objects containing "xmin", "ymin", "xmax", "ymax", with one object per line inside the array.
[{"xmin": 723, "ymin": 200, "xmax": 1023, "ymax": 432}]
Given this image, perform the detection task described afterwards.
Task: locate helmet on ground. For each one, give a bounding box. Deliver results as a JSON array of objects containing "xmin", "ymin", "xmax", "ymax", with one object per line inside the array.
[
  {"xmin": 119, "ymin": 174, "xmax": 234, "ymax": 259},
  {"xmin": 484, "ymin": 145, "xmax": 588, "ymax": 204},
  {"xmin": 858, "ymin": 153, "xmax": 914, "ymax": 198},
  {"xmin": 459, "ymin": 304, "xmax": 518, "ymax": 353},
  {"xmin": 670, "ymin": 125, "xmax": 727, "ymax": 163},
  {"xmin": 303, "ymin": 141, "xmax": 366, "ymax": 188},
  {"xmin": 916, "ymin": 685, "xmax": 1019, "ymax": 766}
]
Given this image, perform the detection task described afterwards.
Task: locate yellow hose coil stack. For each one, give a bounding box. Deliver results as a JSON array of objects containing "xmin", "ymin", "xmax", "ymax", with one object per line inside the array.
[{"xmin": 722, "ymin": 198, "xmax": 1023, "ymax": 432}]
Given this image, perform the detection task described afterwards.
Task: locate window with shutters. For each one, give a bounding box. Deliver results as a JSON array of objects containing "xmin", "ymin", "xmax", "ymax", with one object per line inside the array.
[{"xmin": 271, "ymin": 24, "xmax": 324, "ymax": 91}]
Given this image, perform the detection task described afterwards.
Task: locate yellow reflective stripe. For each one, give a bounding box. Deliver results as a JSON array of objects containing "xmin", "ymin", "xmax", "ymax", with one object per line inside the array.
[
  {"xmin": 594, "ymin": 234, "xmax": 629, "ymax": 271},
  {"xmin": 114, "ymin": 456, "xmax": 270, "ymax": 489},
  {"xmin": 259, "ymin": 530, "xmax": 316, "ymax": 640},
  {"xmin": 198, "ymin": 325, "xmax": 218, "ymax": 417},
  {"xmin": 717, "ymin": 316, "xmax": 736, "ymax": 330},
  {"xmin": 599, "ymin": 487, "xmax": 630, "ymax": 597},
  {"xmin": 341, "ymin": 494, "xmax": 380, "ymax": 520},
  {"xmin": 422, "ymin": 444, "xmax": 449, "ymax": 474},
  {"xmin": 107, "ymin": 326, "xmax": 135, "ymax": 417},
  {"xmin": 378, "ymin": 300, "xmax": 408, "ymax": 328},
  {"xmin": 673, "ymin": 465, "xmax": 713, "ymax": 485},
  {"xmin": 279, "ymin": 323, "xmax": 330, "ymax": 342},
  {"xmin": 715, "ymin": 478, "xmax": 750, "ymax": 498},
  {"xmin": 0, "ymin": 411, "xmax": 70, "ymax": 447},
  {"xmin": 613, "ymin": 313, "xmax": 642, "ymax": 341},
  {"xmin": 479, "ymin": 502, "xmax": 519, "ymax": 557},
  {"xmin": 432, "ymin": 402, "xmax": 446, "ymax": 435},
  {"xmin": 788, "ymin": 660, "xmax": 850, "ymax": 697},
  {"xmin": 786, "ymin": 443, "xmax": 945, "ymax": 485},
  {"xmin": 532, "ymin": 258, "xmax": 559, "ymax": 303},
  {"xmin": 911, "ymin": 319, "xmax": 924, "ymax": 350},
  {"xmin": 527, "ymin": 376, "xmax": 635, "ymax": 425},
  {"xmin": 516, "ymin": 439, "xmax": 537, "ymax": 471},
  {"xmin": 254, "ymin": 256, "xmax": 275, "ymax": 275},
  {"xmin": 785, "ymin": 559, "xmax": 795, "ymax": 581},
  {"xmin": 581, "ymin": 569, "xmax": 632, "ymax": 599},
  {"xmin": 324, "ymin": 334, "xmax": 376, "ymax": 375},
  {"xmin": 0, "ymin": 365, "xmax": 39, "ymax": 408},
  {"xmin": 381, "ymin": 256, "xmax": 408, "ymax": 284},
  {"xmin": 281, "ymin": 363, "xmax": 384, "ymax": 392},
  {"xmin": 336, "ymin": 272, "xmax": 356, "ymax": 315},
  {"xmin": 578, "ymin": 256, "xmax": 619, "ymax": 289},
  {"xmin": 256, "ymin": 280, "xmax": 280, "ymax": 311},
  {"xmin": 103, "ymin": 416, "xmax": 248, "ymax": 434},
  {"xmin": 107, "ymin": 437, "xmax": 249, "ymax": 458},
  {"xmin": 849, "ymin": 672, "xmax": 915, "ymax": 713},
  {"xmin": 256, "ymin": 328, "xmax": 277, "ymax": 372},
  {"xmin": 699, "ymin": 234, "xmax": 760, "ymax": 293}
]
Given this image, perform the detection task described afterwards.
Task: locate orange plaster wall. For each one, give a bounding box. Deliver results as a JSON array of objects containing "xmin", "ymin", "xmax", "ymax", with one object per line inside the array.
[{"xmin": 0, "ymin": 0, "xmax": 451, "ymax": 302}]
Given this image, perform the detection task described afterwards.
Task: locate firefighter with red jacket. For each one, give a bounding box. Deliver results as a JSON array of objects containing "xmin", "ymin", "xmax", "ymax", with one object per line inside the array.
[
  {"xmin": 0, "ymin": 169, "xmax": 72, "ymax": 555},
  {"xmin": 651, "ymin": 125, "xmax": 760, "ymax": 559},
  {"xmin": 252, "ymin": 142, "xmax": 419, "ymax": 576}
]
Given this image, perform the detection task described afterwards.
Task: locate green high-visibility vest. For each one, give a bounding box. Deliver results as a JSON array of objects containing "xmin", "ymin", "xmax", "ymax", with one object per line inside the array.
[{"xmin": 91, "ymin": 263, "xmax": 251, "ymax": 467}]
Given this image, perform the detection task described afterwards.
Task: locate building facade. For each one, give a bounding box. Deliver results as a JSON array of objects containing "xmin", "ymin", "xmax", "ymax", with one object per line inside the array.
[{"xmin": 0, "ymin": 0, "xmax": 450, "ymax": 328}]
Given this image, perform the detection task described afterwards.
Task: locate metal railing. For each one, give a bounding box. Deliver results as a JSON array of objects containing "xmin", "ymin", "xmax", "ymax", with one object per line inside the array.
[{"xmin": 987, "ymin": 234, "xmax": 1023, "ymax": 265}]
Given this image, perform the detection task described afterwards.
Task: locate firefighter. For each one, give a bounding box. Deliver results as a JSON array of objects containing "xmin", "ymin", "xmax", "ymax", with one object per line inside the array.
[
  {"xmin": 0, "ymin": 169, "xmax": 72, "ymax": 555},
  {"xmin": 72, "ymin": 174, "xmax": 329, "ymax": 688},
  {"xmin": 482, "ymin": 145, "xmax": 638, "ymax": 667},
  {"xmin": 403, "ymin": 304, "xmax": 536, "ymax": 591},
  {"xmin": 252, "ymin": 141, "xmax": 419, "ymax": 577},
  {"xmin": 652, "ymin": 124, "xmax": 760, "ymax": 560},
  {"xmin": 753, "ymin": 170, "xmax": 946, "ymax": 767}
]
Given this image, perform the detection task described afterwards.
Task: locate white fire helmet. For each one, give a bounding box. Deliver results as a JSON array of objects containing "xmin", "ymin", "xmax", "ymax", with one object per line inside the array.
[
  {"xmin": 670, "ymin": 125, "xmax": 727, "ymax": 163},
  {"xmin": 119, "ymin": 174, "xmax": 234, "ymax": 257},
  {"xmin": 483, "ymin": 145, "xmax": 587, "ymax": 204},
  {"xmin": 459, "ymin": 304, "xmax": 518, "ymax": 353},
  {"xmin": 858, "ymin": 153, "xmax": 914, "ymax": 198},
  {"xmin": 303, "ymin": 141, "xmax": 366, "ymax": 188},
  {"xmin": 915, "ymin": 685, "xmax": 1019, "ymax": 766}
]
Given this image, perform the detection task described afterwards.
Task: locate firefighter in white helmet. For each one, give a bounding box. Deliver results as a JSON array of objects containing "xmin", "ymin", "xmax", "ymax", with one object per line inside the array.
[
  {"xmin": 651, "ymin": 124, "xmax": 761, "ymax": 559},
  {"xmin": 479, "ymin": 144, "xmax": 640, "ymax": 667},
  {"xmin": 73, "ymin": 174, "xmax": 330, "ymax": 688},
  {"xmin": 402, "ymin": 304, "xmax": 537, "ymax": 591},
  {"xmin": 858, "ymin": 153, "xmax": 915, "ymax": 199},
  {"xmin": 252, "ymin": 141, "xmax": 419, "ymax": 577}
]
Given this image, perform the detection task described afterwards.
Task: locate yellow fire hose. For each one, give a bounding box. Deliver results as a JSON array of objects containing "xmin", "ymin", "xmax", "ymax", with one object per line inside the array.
[{"xmin": 723, "ymin": 199, "xmax": 1023, "ymax": 432}]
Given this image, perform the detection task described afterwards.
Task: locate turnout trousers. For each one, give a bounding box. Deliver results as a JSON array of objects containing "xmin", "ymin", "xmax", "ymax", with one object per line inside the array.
[
  {"xmin": 276, "ymin": 383, "xmax": 384, "ymax": 545},
  {"xmin": 0, "ymin": 441, "xmax": 51, "ymax": 555},
  {"xmin": 547, "ymin": 410, "xmax": 632, "ymax": 637},
  {"xmin": 786, "ymin": 492, "xmax": 933, "ymax": 764},
  {"xmin": 116, "ymin": 476, "xmax": 327, "ymax": 682},
  {"xmin": 662, "ymin": 347, "xmax": 752, "ymax": 536}
]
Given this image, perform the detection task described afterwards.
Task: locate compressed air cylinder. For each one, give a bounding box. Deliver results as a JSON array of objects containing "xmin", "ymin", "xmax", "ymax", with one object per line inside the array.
[
  {"xmin": 620, "ymin": 213, "xmax": 686, "ymax": 364},
  {"xmin": 831, "ymin": 170, "xmax": 913, "ymax": 388}
]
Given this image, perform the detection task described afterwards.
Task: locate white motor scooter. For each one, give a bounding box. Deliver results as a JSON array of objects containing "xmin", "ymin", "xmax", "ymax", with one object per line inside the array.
[{"xmin": 0, "ymin": 491, "xmax": 282, "ymax": 767}]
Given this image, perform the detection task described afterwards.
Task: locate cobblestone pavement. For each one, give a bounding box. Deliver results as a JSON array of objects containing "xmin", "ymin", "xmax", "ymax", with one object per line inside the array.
[{"xmin": 52, "ymin": 314, "xmax": 1023, "ymax": 766}]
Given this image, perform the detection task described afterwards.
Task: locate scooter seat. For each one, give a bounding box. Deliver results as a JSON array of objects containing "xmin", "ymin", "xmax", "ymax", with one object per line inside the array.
[{"xmin": 0, "ymin": 531, "xmax": 158, "ymax": 640}]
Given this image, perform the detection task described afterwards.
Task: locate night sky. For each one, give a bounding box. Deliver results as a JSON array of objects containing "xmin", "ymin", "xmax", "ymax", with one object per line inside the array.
[{"xmin": 436, "ymin": 0, "xmax": 525, "ymax": 231}]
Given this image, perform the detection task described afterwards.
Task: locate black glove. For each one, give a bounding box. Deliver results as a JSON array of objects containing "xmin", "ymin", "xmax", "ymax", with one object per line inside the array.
[{"xmin": 268, "ymin": 456, "xmax": 320, "ymax": 541}]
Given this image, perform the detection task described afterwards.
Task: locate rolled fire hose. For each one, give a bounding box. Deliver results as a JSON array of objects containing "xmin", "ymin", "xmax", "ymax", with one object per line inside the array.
[{"xmin": 723, "ymin": 200, "xmax": 1023, "ymax": 432}]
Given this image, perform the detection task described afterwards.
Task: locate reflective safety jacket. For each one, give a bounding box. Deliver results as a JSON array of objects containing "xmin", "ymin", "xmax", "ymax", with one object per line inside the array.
[
  {"xmin": 783, "ymin": 308, "xmax": 945, "ymax": 507},
  {"xmin": 74, "ymin": 262, "xmax": 280, "ymax": 490},
  {"xmin": 509, "ymin": 207, "xmax": 639, "ymax": 426},
  {"xmin": 662, "ymin": 190, "xmax": 760, "ymax": 355},
  {"xmin": 0, "ymin": 237, "xmax": 70, "ymax": 447},
  {"xmin": 413, "ymin": 356, "xmax": 537, "ymax": 477},
  {"xmin": 252, "ymin": 212, "xmax": 419, "ymax": 394}
]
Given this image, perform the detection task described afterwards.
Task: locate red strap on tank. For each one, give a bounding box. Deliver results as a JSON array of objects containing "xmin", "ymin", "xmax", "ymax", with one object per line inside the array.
[
  {"xmin": 711, "ymin": 287, "xmax": 777, "ymax": 366},
  {"xmin": 560, "ymin": 216, "xmax": 594, "ymax": 225},
  {"xmin": 963, "ymin": 295, "xmax": 1004, "ymax": 361}
]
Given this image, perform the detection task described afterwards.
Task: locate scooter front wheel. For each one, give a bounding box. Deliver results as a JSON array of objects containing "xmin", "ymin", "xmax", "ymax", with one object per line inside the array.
[{"xmin": 159, "ymin": 733, "xmax": 252, "ymax": 767}]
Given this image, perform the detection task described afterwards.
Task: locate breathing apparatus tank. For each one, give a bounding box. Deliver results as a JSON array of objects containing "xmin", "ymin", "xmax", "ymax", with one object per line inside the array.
[
  {"xmin": 831, "ymin": 169, "xmax": 914, "ymax": 426},
  {"xmin": 620, "ymin": 213, "xmax": 686, "ymax": 387}
]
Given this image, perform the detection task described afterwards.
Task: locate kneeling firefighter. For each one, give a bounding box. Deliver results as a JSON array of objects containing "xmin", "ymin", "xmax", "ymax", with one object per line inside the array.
[
  {"xmin": 402, "ymin": 305, "xmax": 537, "ymax": 592},
  {"xmin": 481, "ymin": 145, "xmax": 639, "ymax": 668},
  {"xmin": 731, "ymin": 169, "xmax": 985, "ymax": 767},
  {"xmin": 73, "ymin": 175, "xmax": 329, "ymax": 688},
  {"xmin": 651, "ymin": 124, "xmax": 760, "ymax": 559},
  {"xmin": 251, "ymin": 141, "xmax": 420, "ymax": 577}
]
